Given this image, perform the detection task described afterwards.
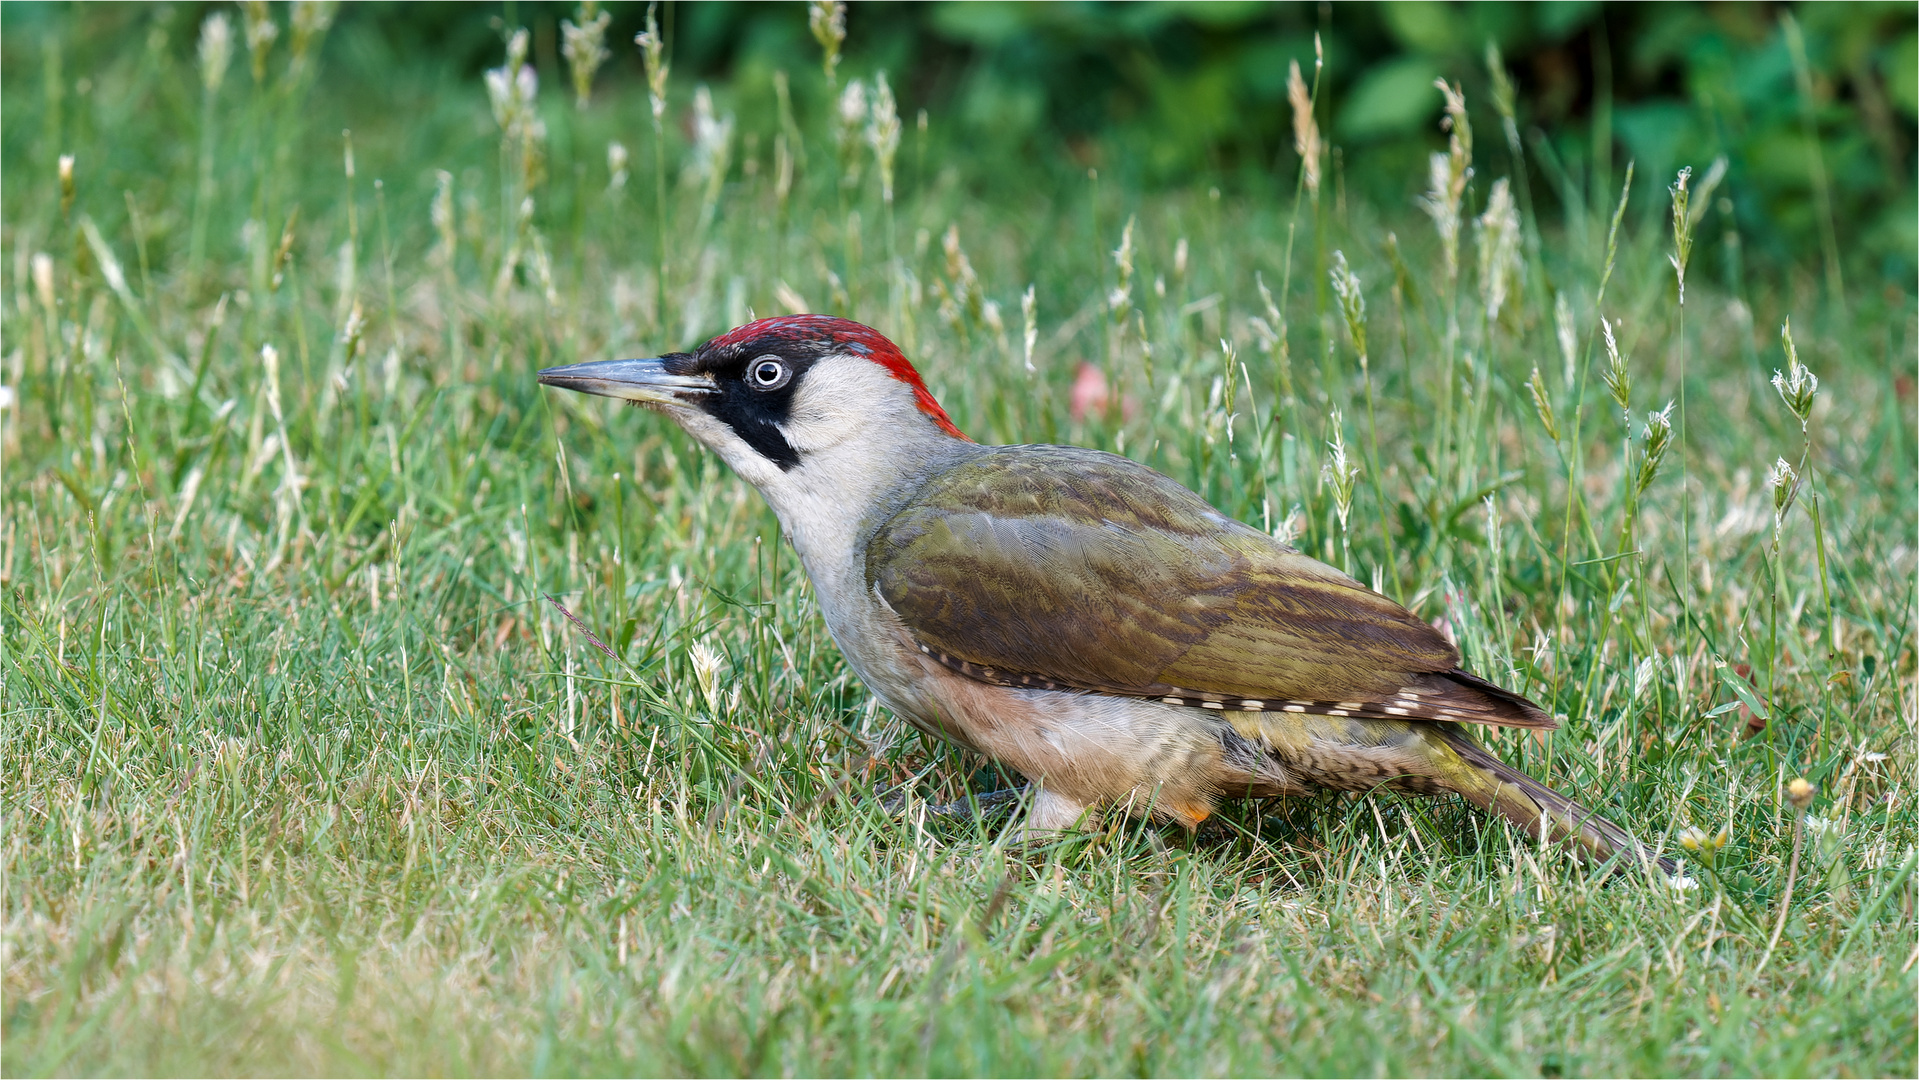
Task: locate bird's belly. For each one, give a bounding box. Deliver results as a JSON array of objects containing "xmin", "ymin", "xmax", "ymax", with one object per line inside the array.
[{"xmin": 799, "ymin": 552, "xmax": 1283, "ymax": 821}]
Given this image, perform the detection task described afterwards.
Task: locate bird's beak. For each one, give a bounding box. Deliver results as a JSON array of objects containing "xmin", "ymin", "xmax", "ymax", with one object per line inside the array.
[{"xmin": 537, "ymin": 357, "xmax": 713, "ymax": 406}]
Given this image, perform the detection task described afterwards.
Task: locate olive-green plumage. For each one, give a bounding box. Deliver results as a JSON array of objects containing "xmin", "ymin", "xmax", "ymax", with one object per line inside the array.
[{"xmin": 871, "ymin": 446, "xmax": 1547, "ymax": 726}]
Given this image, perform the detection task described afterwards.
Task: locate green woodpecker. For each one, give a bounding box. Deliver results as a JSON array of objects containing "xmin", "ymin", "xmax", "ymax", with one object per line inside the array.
[{"xmin": 541, "ymin": 315, "xmax": 1665, "ymax": 870}]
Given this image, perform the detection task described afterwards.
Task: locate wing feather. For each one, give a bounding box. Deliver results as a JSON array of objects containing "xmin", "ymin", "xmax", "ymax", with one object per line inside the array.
[{"xmin": 869, "ymin": 446, "xmax": 1551, "ymax": 729}]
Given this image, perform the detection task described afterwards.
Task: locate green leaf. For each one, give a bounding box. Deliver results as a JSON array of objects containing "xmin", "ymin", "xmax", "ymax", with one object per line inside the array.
[{"xmin": 1717, "ymin": 665, "xmax": 1769, "ymax": 721}]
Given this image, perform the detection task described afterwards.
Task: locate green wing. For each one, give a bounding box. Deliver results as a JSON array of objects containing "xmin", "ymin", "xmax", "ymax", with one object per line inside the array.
[{"xmin": 867, "ymin": 445, "xmax": 1550, "ymax": 729}]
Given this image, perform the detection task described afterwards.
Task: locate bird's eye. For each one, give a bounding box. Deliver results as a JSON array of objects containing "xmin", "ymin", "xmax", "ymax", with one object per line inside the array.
[{"xmin": 748, "ymin": 357, "xmax": 791, "ymax": 390}]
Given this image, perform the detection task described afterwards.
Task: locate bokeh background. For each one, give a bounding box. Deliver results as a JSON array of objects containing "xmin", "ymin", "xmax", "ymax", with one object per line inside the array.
[{"xmin": 7, "ymin": 1, "xmax": 1915, "ymax": 284}]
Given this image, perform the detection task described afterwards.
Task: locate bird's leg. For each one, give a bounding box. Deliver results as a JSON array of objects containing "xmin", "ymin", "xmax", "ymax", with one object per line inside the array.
[
  {"xmin": 926, "ymin": 786, "xmax": 1027, "ymax": 820},
  {"xmin": 1010, "ymin": 786, "xmax": 1100, "ymax": 843}
]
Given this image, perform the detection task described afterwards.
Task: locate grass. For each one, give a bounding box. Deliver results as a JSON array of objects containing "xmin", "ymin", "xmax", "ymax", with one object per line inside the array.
[{"xmin": 3, "ymin": 6, "xmax": 1915, "ymax": 1076}]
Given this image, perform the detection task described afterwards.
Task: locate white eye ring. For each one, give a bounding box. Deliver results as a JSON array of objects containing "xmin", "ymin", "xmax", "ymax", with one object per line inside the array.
[{"xmin": 748, "ymin": 356, "xmax": 791, "ymax": 390}]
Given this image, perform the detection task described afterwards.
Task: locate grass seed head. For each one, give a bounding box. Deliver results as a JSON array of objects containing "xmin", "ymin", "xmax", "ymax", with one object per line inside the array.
[
  {"xmin": 1328, "ymin": 250, "xmax": 1366, "ymax": 360},
  {"xmin": 431, "ymin": 171, "xmax": 455, "ymax": 265},
  {"xmin": 31, "ymin": 252, "xmax": 54, "ymax": 310},
  {"xmin": 606, "ymin": 142, "xmax": 628, "ymax": 191},
  {"xmin": 1772, "ymin": 318, "xmax": 1819, "ymax": 430},
  {"xmin": 1486, "ymin": 41, "xmax": 1516, "ymax": 123},
  {"xmin": 867, "ymin": 72, "xmax": 900, "ymax": 203},
  {"xmin": 836, "ymin": 78, "xmax": 867, "ymax": 188},
  {"xmin": 1636, "ymin": 402, "xmax": 1674, "ymax": 494},
  {"xmin": 808, "ymin": 0, "xmax": 846, "ymax": 87},
  {"xmin": 1476, "ymin": 177, "xmax": 1521, "ymax": 322},
  {"xmin": 58, "ymin": 154, "xmax": 74, "ymax": 218},
  {"xmin": 690, "ymin": 640, "xmax": 724, "ymax": 713},
  {"xmin": 1601, "ymin": 317, "xmax": 1631, "ymax": 419},
  {"xmin": 242, "ymin": 0, "xmax": 278, "ymax": 83},
  {"xmin": 198, "ymin": 12, "xmax": 233, "ymax": 94},
  {"xmin": 1669, "ymin": 166, "xmax": 1693, "ymax": 302},
  {"xmin": 561, "ymin": 3, "xmax": 612, "ymax": 109},
  {"xmin": 289, "ymin": 0, "xmax": 336, "ymax": 71},
  {"xmin": 1109, "ymin": 216, "xmax": 1136, "ymax": 326},
  {"xmin": 1554, "ymin": 291, "xmax": 1577, "ymax": 389},
  {"xmin": 690, "ymin": 86, "xmax": 734, "ymax": 187},
  {"xmin": 1287, "ymin": 60, "xmax": 1321, "ymax": 198},
  {"xmin": 1321, "ymin": 409, "xmax": 1359, "ymax": 533},
  {"xmin": 1419, "ymin": 80, "xmax": 1474, "ymax": 281},
  {"xmin": 486, "ymin": 30, "xmax": 535, "ymax": 133},
  {"xmin": 339, "ymin": 300, "xmax": 367, "ymax": 361},
  {"xmin": 636, "ymin": 4, "xmax": 669, "ymax": 123},
  {"xmin": 270, "ymin": 208, "xmax": 298, "ymax": 290},
  {"xmin": 1769, "ymin": 457, "xmax": 1799, "ymax": 523},
  {"xmin": 1528, "ymin": 366, "xmax": 1559, "ymax": 441},
  {"xmin": 1020, "ymin": 284, "xmax": 1037, "ymax": 373}
]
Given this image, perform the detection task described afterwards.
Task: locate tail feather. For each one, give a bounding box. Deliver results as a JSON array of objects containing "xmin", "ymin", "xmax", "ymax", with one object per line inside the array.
[{"xmin": 1435, "ymin": 727, "xmax": 1676, "ymax": 875}]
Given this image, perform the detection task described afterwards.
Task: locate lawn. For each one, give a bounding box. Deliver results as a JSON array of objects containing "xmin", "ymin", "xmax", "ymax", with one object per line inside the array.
[{"xmin": 3, "ymin": 4, "xmax": 1914, "ymax": 1076}]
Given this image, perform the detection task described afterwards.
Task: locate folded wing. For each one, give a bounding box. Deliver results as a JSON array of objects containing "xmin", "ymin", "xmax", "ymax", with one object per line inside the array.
[{"xmin": 868, "ymin": 445, "xmax": 1551, "ymax": 729}]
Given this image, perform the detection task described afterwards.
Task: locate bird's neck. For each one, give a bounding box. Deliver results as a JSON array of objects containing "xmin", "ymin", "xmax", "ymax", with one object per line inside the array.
[{"xmin": 763, "ymin": 433, "xmax": 984, "ymax": 585}]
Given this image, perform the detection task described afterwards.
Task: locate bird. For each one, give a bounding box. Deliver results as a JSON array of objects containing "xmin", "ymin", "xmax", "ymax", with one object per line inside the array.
[{"xmin": 540, "ymin": 314, "xmax": 1667, "ymax": 872}]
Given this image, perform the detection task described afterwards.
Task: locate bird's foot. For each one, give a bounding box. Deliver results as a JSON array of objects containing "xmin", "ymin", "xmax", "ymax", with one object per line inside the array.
[{"xmin": 877, "ymin": 785, "xmax": 1027, "ymax": 822}]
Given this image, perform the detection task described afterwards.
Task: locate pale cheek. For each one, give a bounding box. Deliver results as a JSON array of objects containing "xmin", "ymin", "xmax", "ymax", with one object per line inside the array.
[
  {"xmin": 779, "ymin": 401, "xmax": 868, "ymax": 453},
  {"xmin": 671, "ymin": 408, "xmax": 788, "ymax": 488}
]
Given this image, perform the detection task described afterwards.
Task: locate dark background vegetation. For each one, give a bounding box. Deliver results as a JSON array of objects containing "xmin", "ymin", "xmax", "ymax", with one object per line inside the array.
[{"xmin": 6, "ymin": 1, "xmax": 1917, "ymax": 285}]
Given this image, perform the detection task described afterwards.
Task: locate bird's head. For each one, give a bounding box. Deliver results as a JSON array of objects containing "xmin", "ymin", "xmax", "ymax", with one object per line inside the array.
[{"xmin": 539, "ymin": 315, "xmax": 970, "ymax": 493}]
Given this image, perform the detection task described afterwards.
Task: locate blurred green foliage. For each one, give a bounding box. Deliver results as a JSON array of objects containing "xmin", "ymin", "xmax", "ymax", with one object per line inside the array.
[{"xmin": 5, "ymin": 1, "xmax": 1915, "ymax": 281}]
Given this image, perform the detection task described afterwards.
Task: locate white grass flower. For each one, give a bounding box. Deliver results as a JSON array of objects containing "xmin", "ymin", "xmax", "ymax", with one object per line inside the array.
[
  {"xmin": 58, "ymin": 155, "xmax": 75, "ymax": 217},
  {"xmin": 561, "ymin": 3, "xmax": 612, "ymax": 109},
  {"xmin": 1554, "ymin": 290, "xmax": 1577, "ymax": 389},
  {"xmin": 1476, "ymin": 178, "xmax": 1521, "ymax": 322},
  {"xmin": 1420, "ymin": 80, "xmax": 1473, "ymax": 282},
  {"xmin": 1109, "ymin": 216, "xmax": 1135, "ymax": 323},
  {"xmin": 1329, "ymin": 250, "xmax": 1366, "ymax": 360},
  {"xmin": 242, "ymin": 0, "xmax": 278, "ymax": 83},
  {"xmin": 289, "ymin": 0, "xmax": 337, "ymax": 68},
  {"xmin": 1772, "ymin": 318, "xmax": 1819, "ymax": 430},
  {"xmin": 636, "ymin": 4, "xmax": 670, "ymax": 123},
  {"xmin": 838, "ymin": 78, "xmax": 867, "ymax": 130},
  {"xmin": 1768, "ymin": 457, "xmax": 1798, "ymax": 523},
  {"xmin": 198, "ymin": 12, "xmax": 233, "ymax": 94},
  {"xmin": 690, "ymin": 640, "xmax": 724, "ymax": 713},
  {"xmin": 339, "ymin": 300, "xmax": 367, "ymax": 360},
  {"xmin": 1632, "ymin": 655, "xmax": 1659, "ymax": 702},
  {"xmin": 836, "ymin": 78, "xmax": 866, "ymax": 189},
  {"xmin": 690, "ymin": 85, "xmax": 734, "ymax": 185},
  {"xmin": 942, "ymin": 225, "xmax": 981, "ymax": 319},
  {"xmin": 1528, "ymin": 366, "xmax": 1559, "ymax": 441},
  {"xmin": 486, "ymin": 30, "xmax": 534, "ymax": 133},
  {"xmin": 808, "ymin": 0, "xmax": 846, "ymax": 86},
  {"xmin": 1600, "ymin": 316, "xmax": 1630, "ymax": 419},
  {"xmin": 1321, "ymin": 409, "xmax": 1360, "ymax": 536},
  {"xmin": 1636, "ymin": 402, "xmax": 1674, "ymax": 494},
  {"xmin": 431, "ymin": 170, "xmax": 455, "ymax": 266},
  {"xmin": 1668, "ymin": 165, "xmax": 1693, "ymax": 303},
  {"xmin": 31, "ymin": 252, "xmax": 53, "ymax": 309},
  {"xmin": 1021, "ymin": 284, "xmax": 1038, "ymax": 373},
  {"xmin": 867, "ymin": 72, "xmax": 901, "ymax": 204},
  {"xmin": 607, "ymin": 141, "xmax": 629, "ymax": 192},
  {"xmin": 1667, "ymin": 872, "xmax": 1700, "ymax": 893}
]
